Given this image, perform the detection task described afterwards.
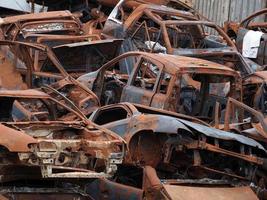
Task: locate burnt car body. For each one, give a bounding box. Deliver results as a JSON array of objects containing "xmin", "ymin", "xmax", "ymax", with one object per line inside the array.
[
  {"xmin": 101, "ymin": 3, "xmax": 267, "ymax": 117},
  {"xmin": 0, "ymin": 9, "xmax": 110, "ymax": 41},
  {"xmin": 218, "ymin": 97, "xmax": 267, "ymax": 143},
  {"xmin": 178, "ymin": 48, "xmax": 267, "ymax": 116},
  {"xmin": 45, "ymin": 77, "xmax": 100, "ymax": 116},
  {"xmin": 0, "ymin": 41, "xmax": 102, "ymax": 115},
  {"xmin": 174, "ymin": 47, "xmax": 267, "ymax": 113},
  {"xmin": 47, "ymin": 39, "xmax": 122, "ymax": 75},
  {"xmin": 0, "ymin": 40, "xmax": 121, "ymax": 87},
  {"xmin": 0, "ymin": 88, "xmax": 125, "ymax": 180},
  {"xmin": 224, "ymin": 8, "xmax": 267, "ymax": 66},
  {"xmin": 78, "ymin": 51, "xmax": 242, "ymax": 122},
  {"xmin": 215, "ymin": 98, "xmax": 267, "ymax": 198},
  {"xmin": 102, "ymin": 3, "xmax": 198, "ymax": 39},
  {"xmin": 29, "ymin": 0, "xmax": 196, "ymax": 28},
  {"xmin": 88, "ymin": 102, "xmax": 267, "ymax": 199},
  {"xmin": 103, "ymin": 2, "xmax": 233, "ymax": 56},
  {"xmin": 0, "ymin": 11, "xmax": 84, "ymax": 41},
  {"xmin": 0, "ymin": 11, "xmax": 114, "ymax": 69}
]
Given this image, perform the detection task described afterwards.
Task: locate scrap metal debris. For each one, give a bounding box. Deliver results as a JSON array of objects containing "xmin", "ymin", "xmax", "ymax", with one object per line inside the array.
[{"xmin": 0, "ymin": 1, "xmax": 267, "ymax": 200}]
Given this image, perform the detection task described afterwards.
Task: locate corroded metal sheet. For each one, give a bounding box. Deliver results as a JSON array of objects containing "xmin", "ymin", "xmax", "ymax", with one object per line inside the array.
[{"xmin": 163, "ymin": 185, "xmax": 258, "ymax": 200}]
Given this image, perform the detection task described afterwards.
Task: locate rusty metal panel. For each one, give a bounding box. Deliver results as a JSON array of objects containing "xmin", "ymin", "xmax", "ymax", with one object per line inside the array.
[
  {"xmin": 192, "ymin": 0, "xmax": 267, "ymax": 27},
  {"xmin": 163, "ymin": 185, "xmax": 258, "ymax": 200}
]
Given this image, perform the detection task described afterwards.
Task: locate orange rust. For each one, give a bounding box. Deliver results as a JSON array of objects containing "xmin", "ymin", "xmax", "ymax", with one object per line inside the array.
[{"xmin": 0, "ymin": 124, "xmax": 37, "ymax": 152}]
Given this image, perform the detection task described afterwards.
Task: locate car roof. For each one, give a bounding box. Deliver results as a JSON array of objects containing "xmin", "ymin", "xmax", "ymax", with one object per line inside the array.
[
  {"xmin": 128, "ymin": 51, "xmax": 239, "ymax": 76},
  {"xmin": 134, "ymin": 4, "xmax": 194, "ymax": 16},
  {"xmin": 124, "ymin": 4, "xmax": 196, "ymax": 28},
  {"xmin": 163, "ymin": 20, "xmax": 216, "ymax": 26},
  {"xmin": 0, "ymin": 11, "xmax": 73, "ymax": 25},
  {"xmin": 0, "ymin": 89, "xmax": 50, "ymax": 98}
]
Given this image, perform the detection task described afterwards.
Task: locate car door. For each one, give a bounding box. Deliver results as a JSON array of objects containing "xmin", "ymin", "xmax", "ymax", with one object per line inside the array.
[
  {"xmin": 150, "ymin": 70, "xmax": 174, "ymax": 110},
  {"xmin": 121, "ymin": 56, "xmax": 163, "ymax": 106},
  {"xmin": 89, "ymin": 105, "xmax": 132, "ymax": 137}
]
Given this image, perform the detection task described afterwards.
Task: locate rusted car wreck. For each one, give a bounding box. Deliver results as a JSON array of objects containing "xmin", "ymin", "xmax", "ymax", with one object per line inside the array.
[
  {"xmin": 101, "ymin": 1, "xmax": 267, "ymax": 118},
  {"xmin": 88, "ymin": 102, "xmax": 267, "ymax": 199},
  {"xmin": 0, "ymin": 0, "xmax": 267, "ymax": 199},
  {"xmin": 0, "ymin": 88, "xmax": 125, "ymax": 179},
  {"xmin": 0, "ymin": 11, "xmax": 84, "ymax": 41},
  {"xmin": 0, "ymin": 9, "xmax": 109, "ymax": 42},
  {"xmin": 78, "ymin": 51, "xmax": 241, "ymax": 122},
  {"xmin": 0, "ymin": 40, "xmax": 121, "ymax": 88},
  {"xmin": 103, "ymin": 2, "xmax": 230, "ymax": 56}
]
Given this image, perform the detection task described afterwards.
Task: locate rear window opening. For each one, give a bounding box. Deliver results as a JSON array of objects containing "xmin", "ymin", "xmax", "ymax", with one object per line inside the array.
[{"xmin": 94, "ymin": 107, "xmax": 129, "ymax": 125}]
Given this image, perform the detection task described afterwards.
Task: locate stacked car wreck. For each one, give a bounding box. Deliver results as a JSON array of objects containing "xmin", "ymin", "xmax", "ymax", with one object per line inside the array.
[{"xmin": 0, "ymin": 0, "xmax": 267, "ymax": 200}]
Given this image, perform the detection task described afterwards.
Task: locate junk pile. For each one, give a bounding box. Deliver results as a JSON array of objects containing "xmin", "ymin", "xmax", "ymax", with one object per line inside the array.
[{"xmin": 0, "ymin": 0, "xmax": 267, "ymax": 199}]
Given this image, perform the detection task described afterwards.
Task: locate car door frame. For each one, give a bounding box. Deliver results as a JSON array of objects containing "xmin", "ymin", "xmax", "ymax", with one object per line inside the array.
[
  {"xmin": 0, "ymin": 41, "xmax": 68, "ymax": 88},
  {"xmin": 121, "ymin": 55, "xmax": 164, "ymax": 106},
  {"xmin": 31, "ymin": 45, "xmax": 68, "ymax": 86}
]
